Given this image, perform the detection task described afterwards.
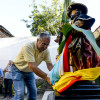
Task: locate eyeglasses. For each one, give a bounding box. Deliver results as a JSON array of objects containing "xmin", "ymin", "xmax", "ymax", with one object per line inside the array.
[{"xmin": 41, "ymin": 42, "xmax": 49, "ymax": 47}]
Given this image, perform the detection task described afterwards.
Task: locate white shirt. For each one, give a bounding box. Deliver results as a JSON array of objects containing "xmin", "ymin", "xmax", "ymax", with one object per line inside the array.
[{"xmin": 4, "ymin": 65, "xmax": 12, "ymax": 79}]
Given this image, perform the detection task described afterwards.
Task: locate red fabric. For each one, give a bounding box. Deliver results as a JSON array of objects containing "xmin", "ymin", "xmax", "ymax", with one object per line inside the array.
[
  {"xmin": 63, "ymin": 35, "xmax": 72, "ymax": 72},
  {"xmin": 98, "ymin": 57, "xmax": 100, "ymax": 66},
  {"xmin": 71, "ymin": 22, "xmax": 72, "ymax": 24}
]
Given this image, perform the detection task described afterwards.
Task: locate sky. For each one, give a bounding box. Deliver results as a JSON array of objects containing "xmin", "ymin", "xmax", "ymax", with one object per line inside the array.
[
  {"xmin": 0, "ymin": 0, "xmax": 100, "ymax": 37},
  {"xmin": 0, "ymin": 0, "xmax": 32, "ymax": 37}
]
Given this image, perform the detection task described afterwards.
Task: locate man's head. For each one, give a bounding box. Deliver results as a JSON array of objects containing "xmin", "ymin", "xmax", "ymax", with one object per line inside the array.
[
  {"xmin": 8, "ymin": 60, "xmax": 13, "ymax": 65},
  {"xmin": 37, "ymin": 33, "xmax": 50, "ymax": 52}
]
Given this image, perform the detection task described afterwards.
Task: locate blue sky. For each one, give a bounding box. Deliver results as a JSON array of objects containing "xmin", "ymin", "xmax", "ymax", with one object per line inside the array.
[{"xmin": 0, "ymin": 0, "xmax": 99, "ymax": 37}]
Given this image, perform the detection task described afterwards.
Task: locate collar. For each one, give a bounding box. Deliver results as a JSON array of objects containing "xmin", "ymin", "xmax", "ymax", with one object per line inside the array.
[{"xmin": 34, "ymin": 41, "xmax": 38, "ymax": 51}]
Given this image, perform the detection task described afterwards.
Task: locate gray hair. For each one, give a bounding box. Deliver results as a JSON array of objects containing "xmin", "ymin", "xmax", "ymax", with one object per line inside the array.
[{"xmin": 37, "ymin": 33, "xmax": 50, "ymax": 40}]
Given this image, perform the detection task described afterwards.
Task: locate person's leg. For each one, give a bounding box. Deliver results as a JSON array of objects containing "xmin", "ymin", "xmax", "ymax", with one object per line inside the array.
[
  {"xmin": 11, "ymin": 64, "xmax": 25, "ymax": 100},
  {"xmin": 4, "ymin": 79, "xmax": 8, "ymax": 97},
  {"xmin": 0, "ymin": 78, "xmax": 3, "ymax": 94},
  {"xmin": 24, "ymin": 72, "xmax": 37, "ymax": 100},
  {"xmin": 0, "ymin": 84, "xmax": 2, "ymax": 94},
  {"xmin": 8, "ymin": 79, "xmax": 12, "ymax": 98}
]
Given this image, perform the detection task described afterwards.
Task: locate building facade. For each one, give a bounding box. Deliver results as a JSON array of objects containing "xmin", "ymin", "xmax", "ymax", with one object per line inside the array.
[
  {"xmin": 93, "ymin": 26, "xmax": 100, "ymax": 47},
  {"xmin": 0, "ymin": 25, "xmax": 14, "ymax": 38}
]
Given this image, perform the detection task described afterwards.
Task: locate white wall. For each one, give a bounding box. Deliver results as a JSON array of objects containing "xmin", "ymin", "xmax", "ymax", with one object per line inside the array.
[{"xmin": 0, "ymin": 36, "xmax": 58, "ymax": 79}]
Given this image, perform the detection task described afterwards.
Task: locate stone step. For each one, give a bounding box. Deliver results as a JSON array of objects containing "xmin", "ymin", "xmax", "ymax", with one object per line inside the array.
[
  {"xmin": 55, "ymin": 81, "xmax": 100, "ymax": 100},
  {"xmin": 73, "ymin": 84, "xmax": 100, "ymax": 88},
  {"xmin": 55, "ymin": 94, "xmax": 100, "ymax": 99}
]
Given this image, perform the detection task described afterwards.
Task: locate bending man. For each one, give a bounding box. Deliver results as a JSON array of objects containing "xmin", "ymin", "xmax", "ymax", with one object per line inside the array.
[{"xmin": 11, "ymin": 33, "xmax": 53, "ymax": 100}]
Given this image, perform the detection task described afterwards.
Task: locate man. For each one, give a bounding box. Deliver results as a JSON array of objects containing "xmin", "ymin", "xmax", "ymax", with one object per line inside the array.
[
  {"xmin": 11, "ymin": 33, "xmax": 53, "ymax": 100},
  {"xmin": 2, "ymin": 60, "xmax": 13, "ymax": 99}
]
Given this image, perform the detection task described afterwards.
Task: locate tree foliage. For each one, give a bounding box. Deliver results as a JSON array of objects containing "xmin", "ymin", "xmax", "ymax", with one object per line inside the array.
[{"xmin": 24, "ymin": 0, "xmax": 64, "ymax": 36}]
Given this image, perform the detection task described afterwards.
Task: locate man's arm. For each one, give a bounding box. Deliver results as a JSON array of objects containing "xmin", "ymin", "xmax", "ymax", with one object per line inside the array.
[
  {"xmin": 46, "ymin": 63, "xmax": 53, "ymax": 71},
  {"xmin": 3, "ymin": 63, "xmax": 9, "ymax": 72},
  {"xmin": 28, "ymin": 62, "xmax": 51, "ymax": 85}
]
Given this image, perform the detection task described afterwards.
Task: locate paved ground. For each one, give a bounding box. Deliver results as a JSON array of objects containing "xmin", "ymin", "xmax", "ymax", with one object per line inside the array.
[
  {"xmin": 0, "ymin": 94, "xmax": 43, "ymax": 100},
  {"xmin": 0, "ymin": 79, "xmax": 52, "ymax": 100}
]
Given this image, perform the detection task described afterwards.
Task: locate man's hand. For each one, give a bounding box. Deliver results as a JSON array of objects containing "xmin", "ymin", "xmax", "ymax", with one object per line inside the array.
[{"xmin": 46, "ymin": 77, "xmax": 52, "ymax": 85}]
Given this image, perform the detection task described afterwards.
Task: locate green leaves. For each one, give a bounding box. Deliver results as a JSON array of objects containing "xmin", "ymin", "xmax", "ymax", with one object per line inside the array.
[
  {"xmin": 62, "ymin": 23, "xmax": 72, "ymax": 37},
  {"xmin": 24, "ymin": 0, "xmax": 63, "ymax": 36},
  {"xmin": 58, "ymin": 23, "xmax": 72, "ymax": 54}
]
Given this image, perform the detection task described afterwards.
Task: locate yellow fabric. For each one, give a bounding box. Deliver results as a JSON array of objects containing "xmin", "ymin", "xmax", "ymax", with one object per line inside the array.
[
  {"xmin": 13, "ymin": 41, "xmax": 51, "ymax": 72},
  {"xmin": 56, "ymin": 53, "xmax": 61, "ymax": 62},
  {"xmin": 53, "ymin": 67, "xmax": 100, "ymax": 92}
]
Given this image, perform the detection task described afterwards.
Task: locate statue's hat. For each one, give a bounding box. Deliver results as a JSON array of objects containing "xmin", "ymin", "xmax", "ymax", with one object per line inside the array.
[{"xmin": 67, "ymin": 3, "xmax": 88, "ymax": 18}]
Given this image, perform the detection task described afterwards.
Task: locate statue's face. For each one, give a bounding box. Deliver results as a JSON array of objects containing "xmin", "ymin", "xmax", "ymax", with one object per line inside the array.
[
  {"xmin": 74, "ymin": 20, "xmax": 84, "ymax": 28},
  {"xmin": 71, "ymin": 10, "xmax": 77, "ymax": 17}
]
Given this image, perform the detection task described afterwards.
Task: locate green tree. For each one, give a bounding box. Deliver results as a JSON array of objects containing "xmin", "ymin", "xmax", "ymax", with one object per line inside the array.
[{"xmin": 24, "ymin": 0, "xmax": 64, "ymax": 36}]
